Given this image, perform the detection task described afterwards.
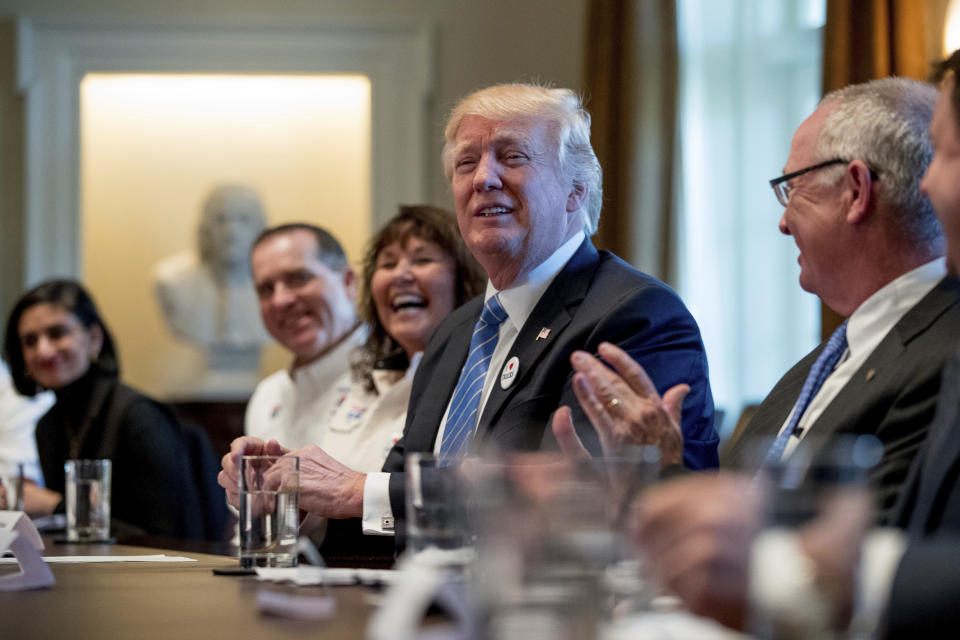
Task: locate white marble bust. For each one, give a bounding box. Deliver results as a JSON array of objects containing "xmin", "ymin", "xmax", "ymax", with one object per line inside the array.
[{"xmin": 153, "ymin": 185, "xmax": 270, "ymax": 398}]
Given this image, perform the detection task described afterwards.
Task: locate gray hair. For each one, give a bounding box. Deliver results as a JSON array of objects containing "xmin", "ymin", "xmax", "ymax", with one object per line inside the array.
[
  {"xmin": 816, "ymin": 77, "xmax": 942, "ymax": 248},
  {"xmin": 441, "ymin": 83, "xmax": 603, "ymax": 235}
]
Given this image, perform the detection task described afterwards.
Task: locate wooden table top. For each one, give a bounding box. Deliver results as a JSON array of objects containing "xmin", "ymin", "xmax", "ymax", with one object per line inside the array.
[{"xmin": 0, "ymin": 540, "xmax": 379, "ymax": 639}]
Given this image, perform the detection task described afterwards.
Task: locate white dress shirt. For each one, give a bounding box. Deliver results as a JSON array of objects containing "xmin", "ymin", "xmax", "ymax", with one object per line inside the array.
[
  {"xmin": 362, "ymin": 231, "xmax": 586, "ymax": 535},
  {"xmin": 775, "ymin": 258, "xmax": 946, "ymax": 459},
  {"xmin": 0, "ymin": 360, "xmax": 53, "ymax": 484}
]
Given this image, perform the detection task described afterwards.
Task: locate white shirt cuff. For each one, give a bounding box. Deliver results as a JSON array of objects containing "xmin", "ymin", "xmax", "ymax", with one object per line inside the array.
[
  {"xmin": 361, "ymin": 472, "xmax": 396, "ymax": 536},
  {"xmin": 750, "ymin": 526, "xmax": 908, "ymax": 639},
  {"xmin": 750, "ymin": 528, "xmax": 833, "ymax": 637},
  {"xmin": 849, "ymin": 527, "xmax": 907, "ymax": 638}
]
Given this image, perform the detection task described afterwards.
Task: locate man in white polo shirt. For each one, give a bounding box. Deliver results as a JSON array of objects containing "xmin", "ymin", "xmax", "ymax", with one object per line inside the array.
[{"xmin": 244, "ymin": 223, "xmax": 363, "ymax": 450}]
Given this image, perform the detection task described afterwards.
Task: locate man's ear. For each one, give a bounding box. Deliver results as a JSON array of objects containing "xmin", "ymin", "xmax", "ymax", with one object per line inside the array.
[
  {"xmin": 566, "ymin": 181, "xmax": 588, "ymax": 213},
  {"xmin": 342, "ymin": 267, "xmax": 358, "ymax": 302},
  {"xmin": 844, "ymin": 160, "xmax": 875, "ymax": 225}
]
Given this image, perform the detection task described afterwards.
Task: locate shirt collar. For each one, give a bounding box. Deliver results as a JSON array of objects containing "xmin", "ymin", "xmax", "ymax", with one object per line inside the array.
[
  {"xmin": 485, "ymin": 231, "xmax": 585, "ymax": 333},
  {"xmin": 371, "ymin": 351, "xmax": 422, "ymax": 395},
  {"xmin": 846, "ymin": 257, "xmax": 947, "ymax": 359},
  {"xmin": 289, "ymin": 325, "xmax": 365, "ymax": 383}
]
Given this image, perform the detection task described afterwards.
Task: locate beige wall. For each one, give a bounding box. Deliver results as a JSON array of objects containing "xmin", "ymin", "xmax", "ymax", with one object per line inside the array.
[
  {"xmin": 0, "ymin": 0, "xmax": 587, "ymax": 396},
  {"xmin": 81, "ymin": 74, "xmax": 371, "ymax": 397},
  {"xmin": 0, "ymin": 0, "xmax": 587, "ymax": 209}
]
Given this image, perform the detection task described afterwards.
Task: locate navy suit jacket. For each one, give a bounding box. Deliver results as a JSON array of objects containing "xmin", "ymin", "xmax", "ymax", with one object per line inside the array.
[
  {"xmin": 886, "ymin": 333, "xmax": 960, "ymax": 637},
  {"xmin": 723, "ymin": 276, "xmax": 960, "ymax": 522},
  {"xmin": 380, "ymin": 237, "xmax": 717, "ymax": 538}
]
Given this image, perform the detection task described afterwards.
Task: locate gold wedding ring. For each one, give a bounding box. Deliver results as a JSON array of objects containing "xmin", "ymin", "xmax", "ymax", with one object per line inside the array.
[{"xmin": 606, "ymin": 397, "xmax": 622, "ymax": 411}]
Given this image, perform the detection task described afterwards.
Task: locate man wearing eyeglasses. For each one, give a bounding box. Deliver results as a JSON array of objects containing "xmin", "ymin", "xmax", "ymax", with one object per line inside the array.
[
  {"xmin": 725, "ymin": 77, "xmax": 960, "ymax": 519},
  {"xmin": 557, "ymin": 77, "xmax": 960, "ymax": 524},
  {"xmin": 559, "ymin": 57, "xmax": 960, "ymax": 640}
]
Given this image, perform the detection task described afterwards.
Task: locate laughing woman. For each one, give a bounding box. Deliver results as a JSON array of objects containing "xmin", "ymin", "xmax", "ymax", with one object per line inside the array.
[{"xmin": 319, "ymin": 205, "xmax": 485, "ymax": 470}]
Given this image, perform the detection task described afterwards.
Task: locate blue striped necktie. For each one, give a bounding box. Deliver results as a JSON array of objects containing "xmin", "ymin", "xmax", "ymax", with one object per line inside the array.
[
  {"xmin": 762, "ymin": 321, "xmax": 849, "ymax": 467},
  {"xmin": 439, "ymin": 294, "xmax": 508, "ymax": 463}
]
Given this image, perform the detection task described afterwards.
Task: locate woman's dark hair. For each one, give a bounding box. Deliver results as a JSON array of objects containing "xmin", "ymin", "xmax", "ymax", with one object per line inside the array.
[
  {"xmin": 352, "ymin": 205, "xmax": 485, "ymax": 386},
  {"xmin": 3, "ymin": 279, "xmax": 119, "ymax": 396}
]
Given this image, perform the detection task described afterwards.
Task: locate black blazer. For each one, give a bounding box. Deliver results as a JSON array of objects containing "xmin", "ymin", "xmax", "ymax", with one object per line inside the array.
[
  {"xmin": 723, "ymin": 276, "xmax": 960, "ymax": 522},
  {"xmin": 885, "ymin": 337, "xmax": 960, "ymax": 637}
]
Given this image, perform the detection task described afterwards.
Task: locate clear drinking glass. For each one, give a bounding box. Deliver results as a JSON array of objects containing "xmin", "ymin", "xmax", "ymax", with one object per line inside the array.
[
  {"xmin": 65, "ymin": 459, "xmax": 111, "ymax": 542},
  {"xmin": 405, "ymin": 452, "xmax": 471, "ymax": 554},
  {"xmin": 238, "ymin": 455, "xmax": 300, "ymax": 568}
]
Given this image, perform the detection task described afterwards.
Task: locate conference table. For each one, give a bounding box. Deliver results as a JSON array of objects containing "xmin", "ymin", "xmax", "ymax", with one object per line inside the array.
[
  {"xmin": 0, "ymin": 539, "xmax": 382, "ymax": 638},
  {"xmin": 0, "ymin": 538, "xmax": 745, "ymax": 639}
]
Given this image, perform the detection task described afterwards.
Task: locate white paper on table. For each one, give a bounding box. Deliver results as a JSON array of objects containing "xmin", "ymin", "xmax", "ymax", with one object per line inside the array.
[
  {"xmin": 0, "ymin": 510, "xmax": 55, "ymax": 590},
  {"xmin": 30, "ymin": 513, "xmax": 66, "ymax": 532},
  {"xmin": 0, "ymin": 510, "xmax": 44, "ymax": 550},
  {"xmin": 0, "ymin": 554, "xmax": 197, "ymax": 564},
  {"xmin": 367, "ymin": 549, "xmax": 473, "ymax": 640},
  {"xmin": 255, "ymin": 588, "xmax": 338, "ymax": 621},
  {"xmin": 602, "ymin": 610, "xmax": 751, "ymax": 639},
  {"xmin": 255, "ymin": 565, "xmax": 395, "ymax": 586}
]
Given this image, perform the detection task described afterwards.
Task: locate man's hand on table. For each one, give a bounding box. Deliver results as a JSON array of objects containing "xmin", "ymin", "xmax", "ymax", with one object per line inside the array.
[
  {"xmin": 289, "ymin": 445, "xmax": 365, "ymax": 519},
  {"xmin": 218, "ymin": 436, "xmax": 288, "ymax": 508}
]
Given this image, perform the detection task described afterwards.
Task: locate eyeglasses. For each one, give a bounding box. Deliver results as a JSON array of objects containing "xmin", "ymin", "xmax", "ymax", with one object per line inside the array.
[
  {"xmin": 769, "ymin": 158, "xmax": 878, "ymax": 208},
  {"xmin": 769, "ymin": 159, "xmax": 849, "ymax": 207}
]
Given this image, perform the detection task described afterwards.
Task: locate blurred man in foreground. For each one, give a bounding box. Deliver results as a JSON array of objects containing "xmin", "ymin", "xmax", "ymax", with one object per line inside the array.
[
  {"xmin": 557, "ymin": 77, "xmax": 960, "ymax": 525},
  {"xmin": 622, "ymin": 54, "xmax": 960, "ymax": 639}
]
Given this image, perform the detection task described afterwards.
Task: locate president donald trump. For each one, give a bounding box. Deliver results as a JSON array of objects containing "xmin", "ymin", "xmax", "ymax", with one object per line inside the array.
[{"xmin": 220, "ymin": 83, "xmax": 717, "ymax": 551}]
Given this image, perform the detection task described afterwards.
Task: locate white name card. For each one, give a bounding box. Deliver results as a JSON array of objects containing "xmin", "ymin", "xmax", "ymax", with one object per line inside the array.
[{"xmin": 0, "ymin": 511, "xmax": 55, "ymax": 590}]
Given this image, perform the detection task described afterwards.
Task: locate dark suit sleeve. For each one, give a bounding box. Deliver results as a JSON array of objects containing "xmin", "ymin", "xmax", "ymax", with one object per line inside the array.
[
  {"xmin": 885, "ymin": 537, "xmax": 960, "ymax": 638},
  {"xmin": 868, "ymin": 376, "xmax": 944, "ymax": 524},
  {"xmin": 384, "ymin": 440, "xmax": 409, "ymax": 548},
  {"xmin": 559, "ymin": 283, "xmax": 718, "ymax": 470}
]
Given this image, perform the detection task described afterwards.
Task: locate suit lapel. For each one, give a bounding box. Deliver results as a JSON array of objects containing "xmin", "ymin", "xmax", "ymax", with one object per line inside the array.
[
  {"xmin": 728, "ymin": 277, "xmax": 960, "ymax": 469},
  {"xmin": 724, "ymin": 350, "xmax": 819, "ymax": 466},
  {"xmin": 407, "ymin": 306, "xmax": 477, "ymax": 452},
  {"xmin": 798, "ymin": 333, "xmax": 906, "ymax": 456},
  {"xmin": 477, "ymin": 238, "xmax": 598, "ymax": 432},
  {"xmin": 800, "ymin": 277, "xmax": 960, "ymax": 464},
  {"xmin": 907, "ymin": 345, "xmax": 960, "ymax": 534}
]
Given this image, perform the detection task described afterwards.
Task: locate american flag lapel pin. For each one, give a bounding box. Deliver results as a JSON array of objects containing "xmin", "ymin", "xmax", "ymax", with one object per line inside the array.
[{"xmin": 536, "ymin": 327, "xmax": 551, "ymax": 341}]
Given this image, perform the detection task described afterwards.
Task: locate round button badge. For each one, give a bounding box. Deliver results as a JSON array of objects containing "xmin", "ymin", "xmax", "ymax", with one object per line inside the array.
[{"xmin": 500, "ymin": 356, "xmax": 519, "ymax": 390}]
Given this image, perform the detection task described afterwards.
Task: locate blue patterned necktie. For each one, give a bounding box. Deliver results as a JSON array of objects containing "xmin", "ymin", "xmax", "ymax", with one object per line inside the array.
[
  {"xmin": 439, "ymin": 294, "xmax": 508, "ymax": 463},
  {"xmin": 763, "ymin": 321, "xmax": 849, "ymax": 467}
]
